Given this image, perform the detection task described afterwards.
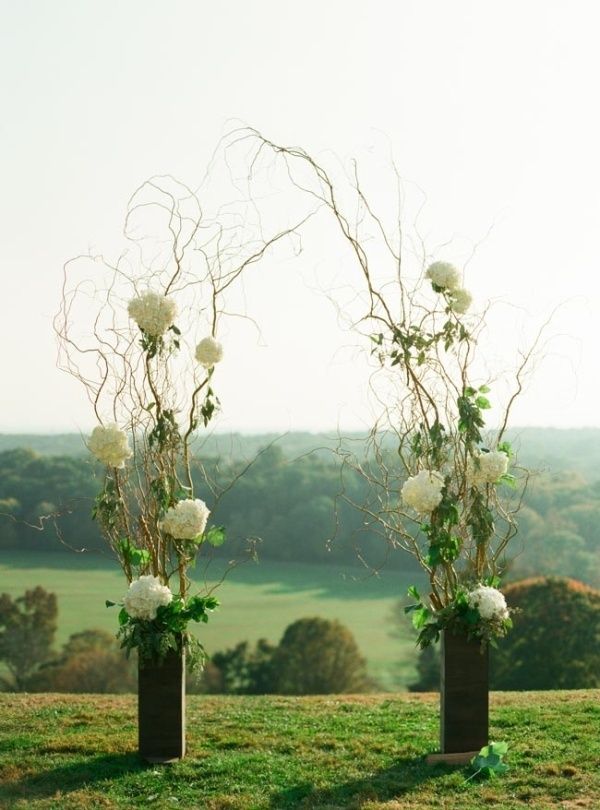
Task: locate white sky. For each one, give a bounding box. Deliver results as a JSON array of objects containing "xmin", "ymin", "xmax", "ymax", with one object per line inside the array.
[{"xmin": 1, "ymin": 0, "xmax": 599, "ymax": 433}]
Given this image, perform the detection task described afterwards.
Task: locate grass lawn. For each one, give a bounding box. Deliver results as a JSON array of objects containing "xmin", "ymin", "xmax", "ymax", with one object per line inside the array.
[
  {"xmin": 0, "ymin": 552, "xmax": 425, "ymax": 690},
  {"xmin": 0, "ymin": 691, "xmax": 598, "ymax": 809}
]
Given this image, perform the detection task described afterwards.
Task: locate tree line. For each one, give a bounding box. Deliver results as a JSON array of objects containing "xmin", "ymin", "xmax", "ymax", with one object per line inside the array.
[
  {"xmin": 0, "ymin": 586, "xmax": 370, "ymax": 695},
  {"xmin": 1, "ymin": 443, "xmax": 599, "ymax": 587},
  {"xmin": 3, "ymin": 578, "xmax": 599, "ymax": 694}
]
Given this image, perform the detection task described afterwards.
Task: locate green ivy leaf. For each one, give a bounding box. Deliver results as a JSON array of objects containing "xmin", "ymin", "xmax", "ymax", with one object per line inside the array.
[
  {"xmin": 412, "ymin": 605, "xmax": 431, "ymax": 630},
  {"xmin": 407, "ymin": 584, "xmax": 421, "ymax": 601},
  {"xmin": 468, "ymin": 742, "xmax": 510, "ymax": 782},
  {"xmin": 118, "ymin": 537, "xmax": 151, "ymax": 568},
  {"xmin": 205, "ymin": 525, "xmax": 226, "ymax": 547}
]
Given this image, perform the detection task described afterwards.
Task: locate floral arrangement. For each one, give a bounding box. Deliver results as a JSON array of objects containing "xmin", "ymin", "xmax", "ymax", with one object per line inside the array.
[
  {"xmin": 239, "ymin": 132, "xmax": 533, "ymax": 651},
  {"xmin": 394, "ymin": 262, "xmax": 518, "ymax": 648},
  {"xmin": 56, "ymin": 172, "xmax": 297, "ymax": 669},
  {"xmin": 91, "ymin": 286, "xmax": 226, "ymax": 668}
]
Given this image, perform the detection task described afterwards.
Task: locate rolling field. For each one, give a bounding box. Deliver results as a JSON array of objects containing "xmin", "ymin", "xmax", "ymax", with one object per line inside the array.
[
  {"xmin": 1, "ymin": 691, "xmax": 599, "ymax": 809},
  {"xmin": 0, "ymin": 552, "xmax": 425, "ymax": 690}
]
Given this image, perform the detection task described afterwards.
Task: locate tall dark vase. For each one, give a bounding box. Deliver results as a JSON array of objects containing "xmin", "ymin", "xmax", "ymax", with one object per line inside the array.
[
  {"xmin": 440, "ymin": 629, "xmax": 489, "ymax": 754},
  {"xmin": 138, "ymin": 648, "xmax": 186, "ymax": 762}
]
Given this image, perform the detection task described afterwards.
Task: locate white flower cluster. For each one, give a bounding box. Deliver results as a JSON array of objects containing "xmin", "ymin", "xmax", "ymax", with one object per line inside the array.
[
  {"xmin": 425, "ymin": 262, "xmax": 472, "ymax": 314},
  {"xmin": 128, "ymin": 291, "xmax": 178, "ymax": 337},
  {"xmin": 159, "ymin": 498, "xmax": 210, "ymax": 540},
  {"xmin": 448, "ymin": 288, "xmax": 472, "ymax": 314},
  {"xmin": 426, "ymin": 261, "xmax": 461, "ymax": 292},
  {"xmin": 195, "ymin": 336, "xmax": 224, "ymax": 368},
  {"xmin": 88, "ymin": 423, "xmax": 132, "ymax": 468},
  {"xmin": 123, "ymin": 575, "xmax": 173, "ymax": 620},
  {"xmin": 401, "ymin": 469, "xmax": 444, "ymax": 514},
  {"xmin": 467, "ymin": 585, "xmax": 509, "ymax": 621},
  {"xmin": 467, "ymin": 450, "xmax": 509, "ymax": 486}
]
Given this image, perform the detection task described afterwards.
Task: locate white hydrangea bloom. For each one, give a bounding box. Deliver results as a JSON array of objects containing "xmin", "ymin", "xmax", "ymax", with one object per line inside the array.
[
  {"xmin": 127, "ymin": 291, "xmax": 178, "ymax": 337},
  {"xmin": 468, "ymin": 585, "xmax": 509, "ymax": 621},
  {"xmin": 88, "ymin": 423, "xmax": 132, "ymax": 468},
  {"xmin": 467, "ymin": 450, "xmax": 509, "ymax": 486},
  {"xmin": 123, "ymin": 575, "xmax": 173, "ymax": 621},
  {"xmin": 449, "ymin": 288, "xmax": 472, "ymax": 314},
  {"xmin": 401, "ymin": 470, "xmax": 445, "ymax": 514},
  {"xmin": 159, "ymin": 498, "xmax": 210, "ymax": 540},
  {"xmin": 195, "ymin": 336, "xmax": 224, "ymax": 368},
  {"xmin": 425, "ymin": 261, "xmax": 462, "ymax": 293}
]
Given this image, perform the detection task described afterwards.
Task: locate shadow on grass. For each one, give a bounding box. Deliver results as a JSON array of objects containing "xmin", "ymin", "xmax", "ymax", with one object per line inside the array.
[
  {"xmin": 269, "ymin": 754, "xmax": 456, "ymax": 808},
  {"xmin": 0, "ymin": 752, "xmax": 147, "ymax": 803}
]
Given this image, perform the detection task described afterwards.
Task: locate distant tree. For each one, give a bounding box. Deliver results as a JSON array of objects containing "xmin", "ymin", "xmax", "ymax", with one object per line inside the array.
[
  {"xmin": 491, "ymin": 577, "xmax": 600, "ymax": 690},
  {"xmin": 201, "ymin": 639, "xmax": 276, "ymax": 694},
  {"xmin": 270, "ymin": 617, "xmax": 371, "ymax": 695},
  {"xmin": 0, "ymin": 587, "xmax": 58, "ymax": 690},
  {"xmin": 202, "ymin": 618, "xmax": 371, "ymax": 695},
  {"xmin": 0, "ymin": 448, "xmax": 101, "ymax": 552},
  {"xmin": 28, "ymin": 629, "xmax": 136, "ymax": 693}
]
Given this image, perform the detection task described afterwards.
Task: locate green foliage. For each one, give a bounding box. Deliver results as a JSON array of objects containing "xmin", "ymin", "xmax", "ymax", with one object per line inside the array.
[
  {"xmin": 139, "ymin": 331, "xmax": 162, "ymax": 359},
  {"xmin": 492, "ymin": 577, "xmax": 600, "ymax": 689},
  {"xmin": 113, "ymin": 595, "xmax": 219, "ymax": 671},
  {"xmin": 203, "ymin": 639, "xmax": 276, "ymax": 694},
  {"xmin": 204, "ymin": 525, "xmax": 226, "ymax": 547},
  {"xmin": 149, "ymin": 474, "xmax": 177, "ymax": 513},
  {"xmin": 91, "ymin": 477, "xmax": 120, "ymax": 529},
  {"xmin": 148, "ymin": 409, "xmax": 180, "ymax": 451},
  {"xmin": 200, "ymin": 386, "xmax": 220, "ymax": 426},
  {"xmin": 457, "ymin": 385, "xmax": 490, "ymax": 446},
  {"xmin": 2, "ymin": 433, "xmax": 600, "ymax": 587},
  {"xmin": 467, "ymin": 742, "xmax": 509, "ymax": 782},
  {"xmin": 117, "ymin": 537, "xmax": 151, "ymax": 569},
  {"xmin": 403, "ymin": 583, "xmax": 511, "ymax": 650},
  {"xmin": 269, "ymin": 617, "xmax": 372, "ymax": 695},
  {"xmin": 204, "ymin": 616, "xmax": 372, "ymax": 695},
  {"xmin": 467, "ymin": 490, "xmax": 494, "ymax": 547}
]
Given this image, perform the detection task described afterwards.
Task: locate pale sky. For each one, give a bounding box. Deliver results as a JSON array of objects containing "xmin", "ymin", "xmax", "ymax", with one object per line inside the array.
[{"xmin": 1, "ymin": 1, "xmax": 599, "ymax": 433}]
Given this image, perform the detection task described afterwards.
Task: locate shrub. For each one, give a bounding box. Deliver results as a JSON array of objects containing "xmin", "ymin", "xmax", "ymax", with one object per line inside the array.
[
  {"xmin": 199, "ymin": 639, "xmax": 276, "ymax": 695},
  {"xmin": 269, "ymin": 617, "xmax": 371, "ymax": 695},
  {"xmin": 202, "ymin": 617, "xmax": 372, "ymax": 695},
  {"xmin": 0, "ymin": 586, "xmax": 57, "ymax": 690},
  {"xmin": 491, "ymin": 577, "xmax": 600, "ymax": 690}
]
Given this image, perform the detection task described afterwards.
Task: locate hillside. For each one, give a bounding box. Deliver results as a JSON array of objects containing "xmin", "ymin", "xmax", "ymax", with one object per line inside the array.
[
  {"xmin": 1, "ymin": 691, "xmax": 598, "ymax": 809},
  {"xmin": 3, "ymin": 427, "xmax": 600, "ymax": 479}
]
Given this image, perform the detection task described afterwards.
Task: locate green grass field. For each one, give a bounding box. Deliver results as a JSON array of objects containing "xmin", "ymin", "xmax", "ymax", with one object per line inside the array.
[
  {"xmin": 0, "ymin": 552, "xmax": 425, "ymax": 690},
  {"xmin": 1, "ymin": 691, "xmax": 598, "ymax": 809}
]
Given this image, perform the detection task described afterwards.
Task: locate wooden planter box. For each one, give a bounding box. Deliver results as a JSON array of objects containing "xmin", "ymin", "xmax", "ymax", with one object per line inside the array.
[
  {"xmin": 440, "ymin": 629, "xmax": 488, "ymax": 754},
  {"xmin": 138, "ymin": 648, "xmax": 186, "ymax": 762}
]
